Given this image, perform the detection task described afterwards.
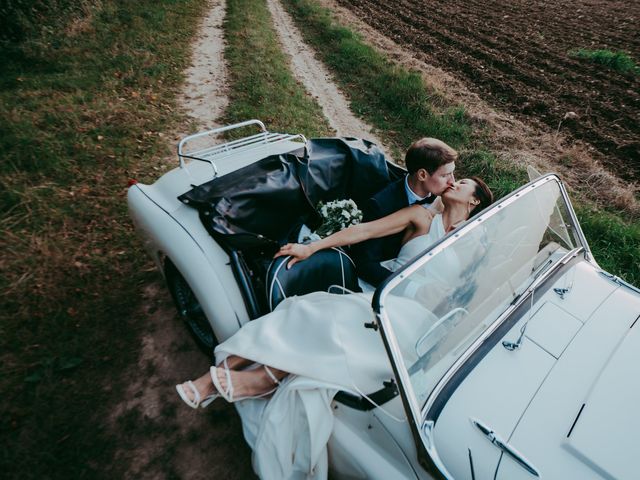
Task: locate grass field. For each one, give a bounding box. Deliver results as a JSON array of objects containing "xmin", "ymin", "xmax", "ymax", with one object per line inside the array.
[
  {"xmin": 569, "ymin": 48, "xmax": 639, "ymax": 75},
  {"xmin": 224, "ymin": 0, "xmax": 333, "ymax": 136}
]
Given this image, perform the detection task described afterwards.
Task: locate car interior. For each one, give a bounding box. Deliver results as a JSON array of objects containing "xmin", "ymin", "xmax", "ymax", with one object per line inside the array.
[{"xmin": 178, "ymin": 137, "xmax": 404, "ymax": 317}]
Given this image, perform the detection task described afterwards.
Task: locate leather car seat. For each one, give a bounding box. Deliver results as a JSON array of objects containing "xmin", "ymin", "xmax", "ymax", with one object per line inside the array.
[{"xmin": 266, "ymin": 247, "xmax": 362, "ymax": 311}]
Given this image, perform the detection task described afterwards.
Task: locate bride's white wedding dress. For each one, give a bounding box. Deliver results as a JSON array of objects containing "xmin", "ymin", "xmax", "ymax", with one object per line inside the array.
[{"xmin": 214, "ymin": 215, "xmax": 447, "ymax": 479}]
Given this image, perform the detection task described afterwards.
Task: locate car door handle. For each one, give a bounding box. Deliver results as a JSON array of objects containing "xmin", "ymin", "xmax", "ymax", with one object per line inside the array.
[{"xmin": 470, "ymin": 418, "xmax": 540, "ymax": 477}]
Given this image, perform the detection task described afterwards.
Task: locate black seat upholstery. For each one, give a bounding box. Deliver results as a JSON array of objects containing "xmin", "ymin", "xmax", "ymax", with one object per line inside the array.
[{"xmin": 265, "ymin": 247, "xmax": 361, "ymax": 311}]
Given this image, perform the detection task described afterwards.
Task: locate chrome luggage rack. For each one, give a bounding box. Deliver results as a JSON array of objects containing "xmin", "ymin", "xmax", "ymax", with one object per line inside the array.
[{"xmin": 177, "ymin": 119, "xmax": 306, "ymax": 181}]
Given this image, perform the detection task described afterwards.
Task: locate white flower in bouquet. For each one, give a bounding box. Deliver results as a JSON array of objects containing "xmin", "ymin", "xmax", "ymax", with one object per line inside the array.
[{"xmin": 314, "ymin": 199, "xmax": 363, "ymax": 238}]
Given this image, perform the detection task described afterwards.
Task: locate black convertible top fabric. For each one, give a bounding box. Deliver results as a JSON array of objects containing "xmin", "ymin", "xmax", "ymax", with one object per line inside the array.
[{"xmin": 178, "ymin": 137, "xmax": 400, "ymax": 249}]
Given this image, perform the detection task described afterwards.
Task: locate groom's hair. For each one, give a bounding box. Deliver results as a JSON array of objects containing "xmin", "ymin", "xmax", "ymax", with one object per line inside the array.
[{"xmin": 405, "ymin": 138, "xmax": 458, "ymax": 175}]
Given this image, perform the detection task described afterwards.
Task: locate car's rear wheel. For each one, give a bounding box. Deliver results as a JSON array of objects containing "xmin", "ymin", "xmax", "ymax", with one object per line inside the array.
[{"xmin": 165, "ymin": 260, "xmax": 216, "ymax": 354}]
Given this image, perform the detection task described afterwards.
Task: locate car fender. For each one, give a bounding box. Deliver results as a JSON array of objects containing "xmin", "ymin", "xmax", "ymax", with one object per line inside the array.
[{"xmin": 128, "ymin": 183, "xmax": 249, "ymax": 342}]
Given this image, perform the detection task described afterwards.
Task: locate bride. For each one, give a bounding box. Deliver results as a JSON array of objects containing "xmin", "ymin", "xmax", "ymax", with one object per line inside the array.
[{"xmin": 176, "ymin": 177, "xmax": 492, "ymax": 479}]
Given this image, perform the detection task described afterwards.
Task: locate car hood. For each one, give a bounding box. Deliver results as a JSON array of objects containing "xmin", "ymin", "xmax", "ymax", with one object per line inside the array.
[
  {"xmin": 496, "ymin": 281, "xmax": 640, "ymax": 479},
  {"xmin": 564, "ymin": 304, "xmax": 640, "ymax": 479}
]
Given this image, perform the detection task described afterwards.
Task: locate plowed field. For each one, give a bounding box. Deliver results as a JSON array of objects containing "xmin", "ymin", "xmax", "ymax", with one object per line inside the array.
[{"xmin": 336, "ymin": 0, "xmax": 640, "ymax": 181}]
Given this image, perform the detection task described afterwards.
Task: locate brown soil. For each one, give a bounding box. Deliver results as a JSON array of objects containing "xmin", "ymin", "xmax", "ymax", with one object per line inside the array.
[
  {"xmin": 336, "ymin": 0, "xmax": 640, "ymax": 182},
  {"xmin": 110, "ymin": 283, "xmax": 256, "ymax": 479}
]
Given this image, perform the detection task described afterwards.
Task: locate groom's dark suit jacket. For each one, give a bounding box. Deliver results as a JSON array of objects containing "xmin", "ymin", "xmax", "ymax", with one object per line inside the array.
[{"xmin": 351, "ymin": 178, "xmax": 409, "ymax": 287}]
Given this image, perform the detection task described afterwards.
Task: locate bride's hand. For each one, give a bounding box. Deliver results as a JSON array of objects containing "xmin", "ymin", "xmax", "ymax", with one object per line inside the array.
[{"xmin": 274, "ymin": 243, "xmax": 313, "ymax": 268}]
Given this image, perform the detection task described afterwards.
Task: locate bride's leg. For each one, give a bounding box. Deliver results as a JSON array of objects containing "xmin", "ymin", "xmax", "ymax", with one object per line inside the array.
[
  {"xmin": 214, "ymin": 364, "xmax": 289, "ymax": 400},
  {"xmin": 222, "ymin": 354, "xmax": 253, "ymax": 370},
  {"xmin": 177, "ymin": 364, "xmax": 288, "ymax": 404}
]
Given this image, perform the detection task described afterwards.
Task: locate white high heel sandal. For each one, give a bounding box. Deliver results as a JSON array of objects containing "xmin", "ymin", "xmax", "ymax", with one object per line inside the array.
[
  {"xmin": 211, "ymin": 359, "xmax": 282, "ymax": 403},
  {"xmin": 175, "ymin": 380, "xmax": 219, "ymax": 409}
]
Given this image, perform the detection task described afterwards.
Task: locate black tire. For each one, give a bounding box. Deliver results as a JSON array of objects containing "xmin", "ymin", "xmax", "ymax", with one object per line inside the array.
[{"xmin": 165, "ymin": 260, "xmax": 217, "ymax": 354}]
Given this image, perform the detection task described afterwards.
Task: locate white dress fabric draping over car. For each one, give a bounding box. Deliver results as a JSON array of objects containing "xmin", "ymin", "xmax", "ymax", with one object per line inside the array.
[{"xmin": 213, "ymin": 215, "xmax": 447, "ymax": 479}]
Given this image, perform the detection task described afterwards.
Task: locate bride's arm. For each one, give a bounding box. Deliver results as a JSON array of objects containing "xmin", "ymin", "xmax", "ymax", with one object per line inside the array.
[{"xmin": 276, "ymin": 205, "xmax": 433, "ymax": 268}]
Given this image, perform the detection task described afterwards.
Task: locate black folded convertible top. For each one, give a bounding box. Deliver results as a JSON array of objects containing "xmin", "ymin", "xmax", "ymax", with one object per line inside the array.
[{"xmin": 178, "ymin": 137, "xmax": 403, "ymax": 249}]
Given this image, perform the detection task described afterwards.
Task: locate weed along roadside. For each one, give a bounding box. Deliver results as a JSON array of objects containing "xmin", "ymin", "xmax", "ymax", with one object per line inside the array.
[
  {"xmin": 0, "ymin": 1, "xmax": 210, "ymax": 477},
  {"xmin": 280, "ymin": 0, "xmax": 639, "ymax": 285}
]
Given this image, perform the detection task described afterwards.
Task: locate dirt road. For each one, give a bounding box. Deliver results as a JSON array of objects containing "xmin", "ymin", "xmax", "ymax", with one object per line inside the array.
[{"xmin": 110, "ymin": 0, "xmax": 384, "ymax": 477}]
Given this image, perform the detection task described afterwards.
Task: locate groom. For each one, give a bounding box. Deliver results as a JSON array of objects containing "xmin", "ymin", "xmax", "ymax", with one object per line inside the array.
[{"xmin": 352, "ymin": 137, "xmax": 457, "ymax": 287}]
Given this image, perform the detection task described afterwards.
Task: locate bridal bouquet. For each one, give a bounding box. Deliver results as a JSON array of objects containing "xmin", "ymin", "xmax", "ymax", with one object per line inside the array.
[{"xmin": 314, "ymin": 199, "xmax": 363, "ymax": 238}]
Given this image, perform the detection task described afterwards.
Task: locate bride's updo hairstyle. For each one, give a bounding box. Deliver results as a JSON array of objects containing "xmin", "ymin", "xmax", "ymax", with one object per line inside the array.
[{"xmin": 469, "ymin": 176, "xmax": 494, "ymax": 218}]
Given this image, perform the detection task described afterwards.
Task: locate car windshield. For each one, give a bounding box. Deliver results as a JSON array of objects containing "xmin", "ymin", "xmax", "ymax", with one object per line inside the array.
[{"xmin": 378, "ymin": 176, "xmax": 583, "ymax": 411}]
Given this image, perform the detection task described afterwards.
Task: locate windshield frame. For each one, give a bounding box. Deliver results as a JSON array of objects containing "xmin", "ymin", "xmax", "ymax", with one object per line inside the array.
[{"xmin": 371, "ymin": 174, "xmax": 591, "ymax": 477}]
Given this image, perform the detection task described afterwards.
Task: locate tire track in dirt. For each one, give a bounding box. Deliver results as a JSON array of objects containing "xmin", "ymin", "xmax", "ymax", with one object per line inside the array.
[
  {"xmin": 179, "ymin": 0, "xmax": 230, "ymax": 131},
  {"xmin": 110, "ymin": 2, "xmax": 256, "ymax": 478},
  {"xmin": 265, "ymin": 0, "xmax": 391, "ymax": 159}
]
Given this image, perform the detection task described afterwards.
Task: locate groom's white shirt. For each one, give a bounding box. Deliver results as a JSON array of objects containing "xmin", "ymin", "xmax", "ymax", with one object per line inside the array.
[{"xmin": 404, "ymin": 174, "xmax": 435, "ymax": 208}]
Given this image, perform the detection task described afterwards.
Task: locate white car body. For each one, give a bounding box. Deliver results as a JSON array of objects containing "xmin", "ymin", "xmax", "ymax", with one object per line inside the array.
[{"xmin": 128, "ymin": 120, "xmax": 640, "ymax": 479}]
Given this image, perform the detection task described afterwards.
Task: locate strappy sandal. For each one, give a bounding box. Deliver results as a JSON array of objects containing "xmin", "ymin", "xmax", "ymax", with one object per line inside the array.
[
  {"xmin": 263, "ymin": 365, "xmax": 281, "ymax": 388},
  {"xmin": 175, "ymin": 380, "xmax": 218, "ymax": 409},
  {"xmin": 212, "ymin": 359, "xmax": 282, "ymax": 403}
]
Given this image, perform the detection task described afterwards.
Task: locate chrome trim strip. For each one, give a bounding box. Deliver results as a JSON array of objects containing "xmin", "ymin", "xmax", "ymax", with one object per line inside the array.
[
  {"xmin": 598, "ymin": 271, "xmax": 640, "ymax": 295},
  {"xmin": 557, "ymin": 179, "xmax": 594, "ymax": 264}
]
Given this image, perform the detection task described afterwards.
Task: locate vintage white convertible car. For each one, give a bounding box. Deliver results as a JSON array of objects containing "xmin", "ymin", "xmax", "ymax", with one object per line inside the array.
[{"xmin": 128, "ymin": 120, "xmax": 640, "ymax": 479}]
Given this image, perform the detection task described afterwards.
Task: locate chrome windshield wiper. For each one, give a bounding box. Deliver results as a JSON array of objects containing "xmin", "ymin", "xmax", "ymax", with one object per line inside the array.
[
  {"xmin": 502, "ymin": 291, "xmax": 534, "ymax": 351},
  {"xmin": 504, "ymin": 247, "xmax": 583, "ymax": 352},
  {"xmin": 471, "ymin": 418, "xmax": 540, "ymax": 477}
]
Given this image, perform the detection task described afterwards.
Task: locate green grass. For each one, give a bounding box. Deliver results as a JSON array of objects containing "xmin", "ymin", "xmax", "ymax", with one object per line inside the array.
[
  {"xmin": 281, "ymin": 0, "xmax": 472, "ymax": 160},
  {"xmin": 0, "ymin": 1, "xmax": 209, "ymax": 477},
  {"xmin": 281, "ymin": 0, "xmax": 639, "ymax": 285},
  {"xmin": 569, "ymin": 48, "xmax": 639, "ymax": 75},
  {"xmin": 223, "ymin": 0, "xmax": 333, "ymax": 136},
  {"xmin": 577, "ymin": 207, "xmax": 640, "ymax": 284}
]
